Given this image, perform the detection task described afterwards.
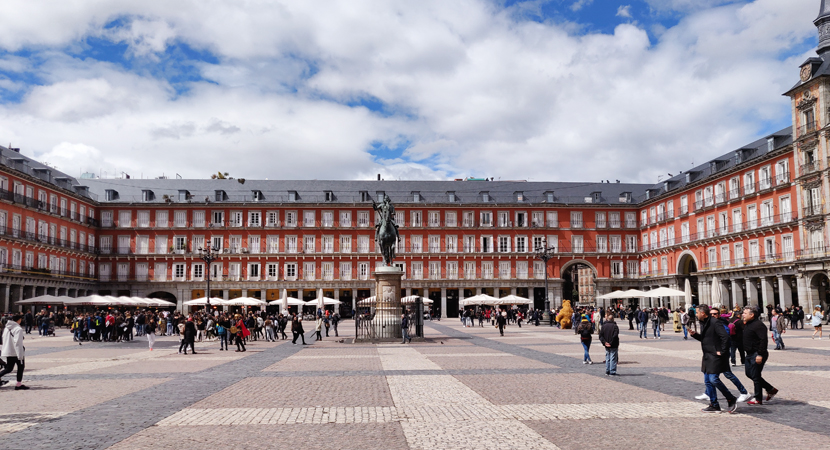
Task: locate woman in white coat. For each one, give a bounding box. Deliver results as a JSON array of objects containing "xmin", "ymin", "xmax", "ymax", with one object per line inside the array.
[{"xmin": 0, "ymin": 314, "xmax": 29, "ymax": 390}]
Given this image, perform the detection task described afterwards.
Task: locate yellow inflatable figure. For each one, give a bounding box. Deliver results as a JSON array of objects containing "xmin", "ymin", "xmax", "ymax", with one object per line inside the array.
[{"xmin": 557, "ymin": 300, "xmax": 574, "ymax": 329}]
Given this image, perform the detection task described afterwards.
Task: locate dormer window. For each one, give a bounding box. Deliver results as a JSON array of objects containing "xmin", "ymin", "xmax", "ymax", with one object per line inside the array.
[
  {"xmin": 481, "ymin": 192, "xmax": 490, "ymax": 202},
  {"xmin": 585, "ymin": 191, "xmax": 601, "ymax": 203},
  {"xmin": 447, "ymin": 191, "xmax": 456, "ymax": 202},
  {"xmin": 324, "ymin": 191, "xmax": 334, "ymax": 202},
  {"xmin": 105, "ymin": 189, "xmax": 119, "ymax": 201},
  {"xmin": 376, "ymin": 191, "xmax": 385, "ymax": 201},
  {"xmin": 546, "ymin": 192, "xmax": 554, "ymax": 203},
  {"xmin": 767, "ymin": 137, "xmax": 774, "ymax": 151},
  {"xmin": 178, "ymin": 190, "xmax": 190, "ymax": 201},
  {"xmin": 215, "ymin": 190, "xmax": 227, "ymax": 201},
  {"xmin": 141, "ymin": 190, "xmax": 154, "ymax": 202},
  {"xmin": 412, "ymin": 191, "xmax": 420, "ymax": 202},
  {"xmin": 360, "ymin": 191, "xmax": 370, "ymax": 202},
  {"xmin": 619, "ymin": 192, "xmax": 631, "ymax": 203},
  {"xmin": 515, "ymin": 192, "xmax": 524, "ymax": 202},
  {"xmin": 288, "ymin": 191, "xmax": 297, "ymax": 202},
  {"xmin": 252, "ymin": 190, "xmax": 264, "ymax": 201}
]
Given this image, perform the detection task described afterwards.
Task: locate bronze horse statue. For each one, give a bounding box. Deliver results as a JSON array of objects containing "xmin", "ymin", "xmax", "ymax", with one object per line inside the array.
[{"xmin": 373, "ymin": 195, "xmax": 399, "ymax": 266}]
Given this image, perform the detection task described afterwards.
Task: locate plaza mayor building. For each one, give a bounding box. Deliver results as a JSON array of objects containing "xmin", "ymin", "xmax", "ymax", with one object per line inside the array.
[{"xmin": 3, "ymin": 5, "xmax": 830, "ymax": 318}]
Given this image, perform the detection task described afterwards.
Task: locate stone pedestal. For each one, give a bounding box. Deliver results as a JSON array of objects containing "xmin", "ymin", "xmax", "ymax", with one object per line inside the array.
[{"xmin": 373, "ymin": 266, "xmax": 403, "ymax": 341}]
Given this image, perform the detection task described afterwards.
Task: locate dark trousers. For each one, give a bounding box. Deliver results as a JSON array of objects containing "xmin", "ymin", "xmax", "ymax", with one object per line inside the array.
[
  {"xmin": 179, "ymin": 339, "xmax": 195, "ymax": 354},
  {"xmin": 0, "ymin": 356, "xmax": 24, "ymax": 382},
  {"xmin": 292, "ymin": 331, "xmax": 306, "ymax": 344},
  {"xmin": 498, "ymin": 324, "xmax": 504, "ymax": 336},
  {"xmin": 730, "ymin": 342, "xmax": 745, "ymax": 365},
  {"xmin": 745, "ymin": 352, "xmax": 774, "ymax": 402},
  {"xmin": 236, "ymin": 335, "xmax": 246, "ymax": 351}
]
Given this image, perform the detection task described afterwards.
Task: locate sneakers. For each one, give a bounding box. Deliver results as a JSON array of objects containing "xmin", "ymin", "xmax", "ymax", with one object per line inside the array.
[
  {"xmin": 695, "ymin": 393, "xmax": 710, "ymax": 400},
  {"xmin": 737, "ymin": 393, "xmax": 752, "ymax": 403},
  {"xmin": 701, "ymin": 405, "xmax": 721, "ymax": 413},
  {"xmin": 731, "ymin": 363, "xmax": 737, "ymax": 367},
  {"xmin": 727, "ymin": 401, "xmax": 738, "ymax": 413},
  {"xmin": 0, "ymin": 380, "xmax": 8, "ymax": 387},
  {"xmin": 14, "ymin": 385, "xmax": 29, "ymax": 390},
  {"xmin": 746, "ymin": 399, "xmax": 762, "ymax": 406},
  {"xmin": 588, "ymin": 361, "xmax": 593, "ymax": 365},
  {"xmin": 765, "ymin": 388, "xmax": 779, "ymax": 402},
  {"xmin": 583, "ymin": 361, "xmax": 588, "ymax": 364}
]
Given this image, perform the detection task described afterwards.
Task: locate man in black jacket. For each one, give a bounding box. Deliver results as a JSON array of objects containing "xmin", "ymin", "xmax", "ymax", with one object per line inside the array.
[
  {"xmin": 742, "ymin": 306, "xmax": 778, "ymax": 405},
  {"xmin": 496, "ymin": 311, "xmax": 507, "ymax": 336},
  {"xmin": 690, "ymin": 305, "xmax": 737, "ymax": 413},
  {"xmin": 599, "ymin": 313, "xmax": 619, "ymax": 376}
]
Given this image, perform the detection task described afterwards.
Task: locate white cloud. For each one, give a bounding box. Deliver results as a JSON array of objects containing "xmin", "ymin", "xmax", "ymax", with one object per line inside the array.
[
  {"xmin": 571, "ymin": 0, "xmax": 594, "ymax": 12},
  {"xmin": 617, "ymin": 5, "xmax": 633, "ymax": 18},
  {"xmin": 0, "ymin": 0, "xmax": 821, "ymax": 184}
]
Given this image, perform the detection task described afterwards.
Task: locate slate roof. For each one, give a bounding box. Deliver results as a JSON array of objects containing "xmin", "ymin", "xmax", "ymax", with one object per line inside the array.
[
  {"xmin": 80, "ymin": 178, "xmax": 649, "ymax": 206},
  {"xmin": 0, "ymin": 124, "xmax": 795, "ymax": 208}
]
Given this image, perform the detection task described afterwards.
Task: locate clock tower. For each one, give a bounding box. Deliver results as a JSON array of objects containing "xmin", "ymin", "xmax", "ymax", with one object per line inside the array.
[{"xmin": 785, "ymin": 1, "xmax": 830, "ymax": 281}]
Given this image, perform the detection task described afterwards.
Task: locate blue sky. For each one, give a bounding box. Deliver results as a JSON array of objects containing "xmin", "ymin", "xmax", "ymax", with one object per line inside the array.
[{"xmin": 0, "ymin": 0, "xmax": 820, "ymax": 183}]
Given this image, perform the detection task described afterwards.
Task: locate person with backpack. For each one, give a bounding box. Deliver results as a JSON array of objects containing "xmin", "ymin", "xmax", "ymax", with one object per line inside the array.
[
  {"xmin": 216, "ymin": 315, "xmax": 230, "ymax": 351},
  {"xmin": 729, "ymin": 314, "xmax": 746, "ymax": 366},
  {"xmin": 694, "ymin": 310, "xmax": 750, "ymax": 404},
  {"xmin": 599, "ymin": 312, "xmax": 619, "ymax": 376},
  {"xmin": 332, "ymin": 312, "xmax": 340, "ymax": 337},
  {"xmin": 577, "ymin": 318, "xmax": 593, "ymax": 364}
]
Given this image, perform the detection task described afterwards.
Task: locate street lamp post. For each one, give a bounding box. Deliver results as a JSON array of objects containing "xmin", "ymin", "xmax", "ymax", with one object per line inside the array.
[
  {"xmin": 535, "ymin": 240, "xmax": 557, "ymax": 321},
  {"xmin": 198, "ymin": 245, "xmax": 220, "ymax": 313}
]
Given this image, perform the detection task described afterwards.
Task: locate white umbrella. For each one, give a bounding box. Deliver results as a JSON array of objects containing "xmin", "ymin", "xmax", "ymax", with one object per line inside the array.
[
  {"xmin": 225, "ymin": 297, "xmax": 266, "ymax": 306},
  {"xmin": 63, "ymin": 295, "xmax": 114, "ymax": 306},
  {"xmin": 685, "ymin": 279, "xmax": 692, "ymax": 305},
  {"xmin": 620, "ymin": 289, "xmax": 650, "ymax": 298},
  {"xmin": 305, "ymin": 297, "xmax": 341, "ymax": 306},
  {"xmin": 183, "ymin": 297, "xmax": 227, "ymax": 306},
  {"xmin": 268, "ymin": 297, "xmax": 305, "ymax": 306},
  {"xmin": 596, "ymin": 290, "xmax": 628, "ymax": 300},
  {"xmin": 17, "ymin": 295, "xmax": 63, "ymax": 305},
  {"xmin": 357, "ymin": 296, "xmax": 377, "ymax": 306},
  {"xmin": 497, "ymin": 294, "xmax": 532, "ymax": 305},
  {"xmin": 281, "ymin": 293, "xmax": 289, "ymax": 314},
  {"xmin": 710, "ymin": 276, "xmax": 721, "ymax": 306},
  {"xmin": 401, "ymin": 296, "xmax": 433, "ymax": 305},
  {"xmin": 643, "ymin": 287, "xmax": 687, "ymax": 297}
]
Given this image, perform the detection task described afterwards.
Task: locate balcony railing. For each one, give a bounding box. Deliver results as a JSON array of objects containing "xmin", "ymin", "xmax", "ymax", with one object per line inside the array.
[
  {"xmin": 797, "ymin": 121, "xmax": 817, "ymax": 139},
  {"xmin": 701, "ymin": 252, "xmax": 795, "ymax": 271},
  {"xmin": 804, "ymin": 205, "xmax": 823, "ymax": 217},
  {"xmin": 0, "ymin": 226, "xmax": 96, "ymax": 254},
  {"xmin": 1, "ymin": 264, "xmax": 96, "ymax": 282}
]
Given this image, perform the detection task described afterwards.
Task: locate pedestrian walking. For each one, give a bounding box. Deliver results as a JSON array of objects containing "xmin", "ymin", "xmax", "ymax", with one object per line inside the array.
[
  {"xmin": 292, "ymin": 314, "xmax": 307, "ymax": 345},
  {"xmin": 650, "ymin": 309, "xmax": 661, "ymax": 339},
  {"xmin": 496, "ymin": 311, "xmax": 507, "ymax": 336},
  {"xmin": 401, "ymin": 314, "xmax": 412, "ymax": 344},
  {"xmin": 742, "ymin": 305, "xmax": 778, "ymax": 405},
  {"xmin": 146, "ymin": 315, "xmax": 156, "ymax": 351},
  {"xmin": 577, "ymin": 318, "xmax": 593, "ymax": 364},
  {"xmin": 689, "ymin": 305, "xmax": 738, "ymax": 413},
  {"xmin": 599, "ymin": 313, "xmax": 619, "ymax": 376},
  {"xmin": 315, "ymin": 316, "xmax": 323, "ymax": 341},
  {"xmin": 332, "ymin": 312, "xmax": 340, "ymax": 337},
  {"xmin": 0, "ymin": 314, "xmax": 28, "ymax": 390},
  {"xmin": 771, "ymin": 308, "xmax": 786, "ymax": 350},
  {"xmin": 811, "ymin": 306, "xmax": 823, "ymax": 340}
]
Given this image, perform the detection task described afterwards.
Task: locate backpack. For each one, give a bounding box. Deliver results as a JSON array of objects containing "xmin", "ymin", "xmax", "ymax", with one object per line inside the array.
[
  {"xmin": 216, "ymin": 325, "xmax": 225, "ymax": 335},
  {"xmin": 728, "ymin": 321, "xmax": 736, "ymax": 335}
]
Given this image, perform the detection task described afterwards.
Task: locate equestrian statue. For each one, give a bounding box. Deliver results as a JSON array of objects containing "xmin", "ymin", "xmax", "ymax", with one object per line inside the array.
[{"xmin": 372, "ymin": 194, "xmax": 399, "ymax": 266}]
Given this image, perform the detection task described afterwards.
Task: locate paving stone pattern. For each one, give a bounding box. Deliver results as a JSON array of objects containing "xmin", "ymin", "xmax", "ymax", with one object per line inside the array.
[{"xmin": 2, "ymin": 321, "xmax": 829, "ymax": 449}]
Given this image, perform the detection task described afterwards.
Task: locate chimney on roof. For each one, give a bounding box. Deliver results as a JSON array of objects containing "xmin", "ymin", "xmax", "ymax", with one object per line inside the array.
[{"xmin": 377, "ymin": 174, "xmax": 381, "ymax": 181}]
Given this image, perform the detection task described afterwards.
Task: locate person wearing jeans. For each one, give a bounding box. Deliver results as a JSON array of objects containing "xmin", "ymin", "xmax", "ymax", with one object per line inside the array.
[
  {"xmin": 599, "ymin": 313, "xmax": 619, "ymax": 375},
  {"xmin": 690, "ymin": 305, "xmax": 738, "ymax": 413},
  {"xmin": 771, "ymin": 308, "xmax": 785, "ymax": 350},
  {"xmin": 577, "ymin": 319, "xmax": 593, "ymax": 364},
  {"xmin": 651, "ymin": 311, "xmax": 661, "ymax": 339}
]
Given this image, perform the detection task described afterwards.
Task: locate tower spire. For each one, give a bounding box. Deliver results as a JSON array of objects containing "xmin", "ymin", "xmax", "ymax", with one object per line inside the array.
[{"xmin": 816, "ymin": 0, "xmax": 830, "ymax": 56}]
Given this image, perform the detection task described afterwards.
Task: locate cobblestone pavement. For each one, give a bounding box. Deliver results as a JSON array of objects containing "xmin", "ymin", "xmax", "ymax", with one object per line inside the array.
[{"xmin": 2, "ymin": 319, "xmax": 829, "ymax": 449}]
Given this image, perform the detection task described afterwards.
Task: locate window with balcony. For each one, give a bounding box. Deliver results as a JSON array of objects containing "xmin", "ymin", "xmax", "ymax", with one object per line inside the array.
[
  {"xmin": 570, "ymin": 211, "xmax": 582, "ymax": 228},
  {"xmin": 156, "ymin": 210, "xmax": 169, "ymax": 228},
  {"xmin": 410, "ymin": 211, "xmax": 423, "ymax": 227},
  {"xmin": 498, "ymin": 211, "xmax": 510, "ymax": 227},
  {"xmin": 249, "ymin": 211, "xmax": 261, "ymax": 227},
  {"xmin": 744, "ymin": 171, "xmax": 755, "ymax": 194},
  {"xmin": 480, "ymin": 212, "xmax": 492, "ymax": 227},
  {"xmin": 445, "ymin": 211, "xmax": 457, "ymax": 227},
  {"xmin": 303, "ymin": 262, "xmax": 315, "ymax": 280},
  {"xmin": 286, "ymin": 211, "xmax": 297, "ymax": 227},
  {"xmin": 357, "ymin": 211, "xmax": 370, "ymax": 227},
  {"xmin": 321, "ymin": 211, "xmax": 333, "ymax": 227},
  {"xmin": 358, "ymin": 235, "xmax": 371, "ymax": 253},
  {"xmin": 285, "ymin": 263, "xmax": 297, "ymax": 280},
  {"xmin": 596, "ymin": 212, "xmax": 606, "ymax": 228},
  {"xmin": 339, "ymin": 211, "xmax": 351, "ymax": 227},
  {"xmin": 463, "ymin": 211, "xmax": 475, "ymax": 227},
  {"xmin": 428, "ymin": 211, "xmax": 440, "ymax": 227}
]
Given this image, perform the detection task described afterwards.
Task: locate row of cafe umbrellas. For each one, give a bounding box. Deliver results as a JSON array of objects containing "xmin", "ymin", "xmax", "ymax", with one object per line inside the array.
[
  {"xmin": 458, "ymin": 294, "xmax": 533, "ymax": 307},
  {"xmin": 357, "ymin": 295, "xmax": 434, "ymax": 306},
  {"xmin": 16, "ymin": 294, "xmax": 175, "ymax": 307}
]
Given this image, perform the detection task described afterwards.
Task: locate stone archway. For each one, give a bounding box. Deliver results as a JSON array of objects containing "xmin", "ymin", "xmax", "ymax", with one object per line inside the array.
[
  {"xmin": 677, "ymin": 252, "xmax": 698, "ymax": 306},
  {"xmin": 809, "ymin": 273, "xmax": 830, "ymax": 311},
  {"xmin": 147, "ymin": 290, "xmax": 177, "ymax": 307},
  {"xmin": 561, "ymin": 260, "xmax": 597, "ymax": 306}
]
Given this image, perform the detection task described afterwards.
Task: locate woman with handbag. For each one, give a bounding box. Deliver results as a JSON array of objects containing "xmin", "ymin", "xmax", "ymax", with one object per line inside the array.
[{"xmin": 217, "ymin": 315, "xmax": 230, "ymax": 351}]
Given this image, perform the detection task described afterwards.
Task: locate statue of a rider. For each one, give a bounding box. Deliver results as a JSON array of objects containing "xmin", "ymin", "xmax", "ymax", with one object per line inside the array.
[{"xmin": 372, "ymin": 194, "xmax": 399, "ymax": 266}]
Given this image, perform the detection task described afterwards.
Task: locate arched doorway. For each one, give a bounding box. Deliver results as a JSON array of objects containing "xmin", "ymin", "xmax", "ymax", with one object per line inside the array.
[
  {"xmin": 561, "ymin": 261, "xmax": 597, "ymax": 306},
  {"xmin": 677, "ymin": 253, "xmax": 698, "ymax": 306},
  {"xmin": 148, "ymin": 291, "xmax": 177, "ymax": 304},
  {"xmin": 810, "ymin": 273, "xmax": 830, "ymax": 311}
]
